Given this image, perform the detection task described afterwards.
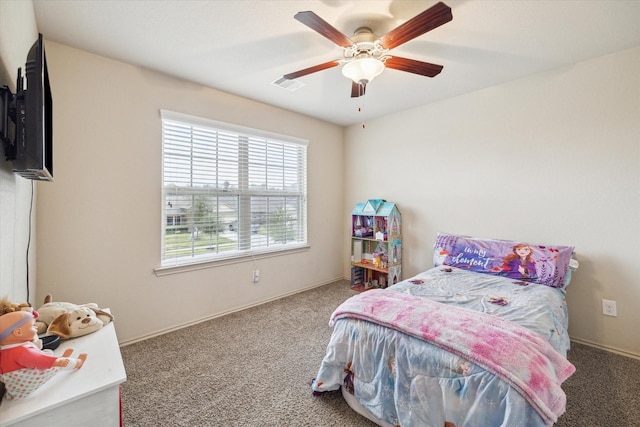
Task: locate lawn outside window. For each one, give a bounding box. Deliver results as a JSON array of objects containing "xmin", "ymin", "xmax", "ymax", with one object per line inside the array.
[{"xmin": 157, "ymin": 110, "xmax": 308, "ymax": 272}]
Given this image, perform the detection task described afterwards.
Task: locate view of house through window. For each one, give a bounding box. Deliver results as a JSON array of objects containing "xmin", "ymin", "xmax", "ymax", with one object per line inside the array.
[{"xmin": 161, "ymin": 110, "xmax": 308, "ymax": 267}]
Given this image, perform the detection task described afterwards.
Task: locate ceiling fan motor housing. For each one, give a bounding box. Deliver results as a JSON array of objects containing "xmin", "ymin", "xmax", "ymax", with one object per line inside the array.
[{"xmin": 344, "ymin": 27, "xmax": 388, "ymax": 62}]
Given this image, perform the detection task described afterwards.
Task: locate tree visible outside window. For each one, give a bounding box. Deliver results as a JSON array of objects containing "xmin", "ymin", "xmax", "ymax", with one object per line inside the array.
[{"xmin": 160, "ymin": 110, "xmax": 308, "ymax": 267}]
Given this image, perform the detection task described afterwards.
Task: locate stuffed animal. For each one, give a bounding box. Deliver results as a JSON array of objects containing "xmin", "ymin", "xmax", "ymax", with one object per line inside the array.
[
  {"xmin": 0, "ymin": 298, "xmax": 87, "ymax": 400},
  {"xmin": 0, "ymin": 299, "xmax": 33, "ymax": 316},
  {"xmin": 35, "ymin": 295, "xmax": 114, "ymax": 339}
]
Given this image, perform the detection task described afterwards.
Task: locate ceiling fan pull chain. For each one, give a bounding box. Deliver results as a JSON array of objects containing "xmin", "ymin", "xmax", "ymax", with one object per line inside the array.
[{"xmin": 360, "ymin": 88, "xmax": 366, "ymax": 129}]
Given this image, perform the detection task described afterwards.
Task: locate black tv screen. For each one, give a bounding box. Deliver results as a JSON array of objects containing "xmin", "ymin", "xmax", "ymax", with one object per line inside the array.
[{"xmin": 14, "ymin": 33, "xmax": 53, "ymax": 181}]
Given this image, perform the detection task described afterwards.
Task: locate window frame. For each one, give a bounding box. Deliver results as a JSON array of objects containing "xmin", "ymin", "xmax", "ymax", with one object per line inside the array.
[{"xmin": 155, "ymin": 110, "xmax": 309, "ymax": 276}]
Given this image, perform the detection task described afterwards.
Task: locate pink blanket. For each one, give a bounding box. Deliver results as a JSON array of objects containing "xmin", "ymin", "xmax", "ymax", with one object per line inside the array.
[{"xmin": 330, "ymin": 289, "xmax": 575, "ymax": 425}]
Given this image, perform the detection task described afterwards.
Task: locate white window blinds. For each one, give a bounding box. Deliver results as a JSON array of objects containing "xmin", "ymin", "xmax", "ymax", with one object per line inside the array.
[{"xmin": 160, "ymin": 110, "xmax": 308, "ymax": 267}]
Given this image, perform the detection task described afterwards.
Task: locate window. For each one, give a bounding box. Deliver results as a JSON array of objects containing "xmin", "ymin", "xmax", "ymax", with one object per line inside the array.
[{"xmin": 160, "ymin": 110, "xmax": 308, "ymax": 268}]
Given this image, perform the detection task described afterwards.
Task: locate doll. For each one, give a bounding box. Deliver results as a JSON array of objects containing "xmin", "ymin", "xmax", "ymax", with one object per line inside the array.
[{"xmin": 0, "ymin": 307, "xmax": 87, "ymax": 400}]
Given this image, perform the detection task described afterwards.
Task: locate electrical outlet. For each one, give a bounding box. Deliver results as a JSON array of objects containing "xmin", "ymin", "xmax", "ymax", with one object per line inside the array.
[
  {"xmin": 602, "ymin": 299, "xmax": 617, "ymax": 317},
  {"xmin": 253, "ymin": 269, "xmax": 260, "ymax": 283}
]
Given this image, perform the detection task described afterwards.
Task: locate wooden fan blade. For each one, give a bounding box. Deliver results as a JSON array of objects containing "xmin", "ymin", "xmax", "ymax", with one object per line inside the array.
[
  {"xmin": 295, "ymin": 11, "xmax": 354, "ymax": 48},
  {"xmin": 384, "ymin": 56, "xmax": 443, "ymax": 77},
  {"xmin": 379, "ymin": 2, "xmax": 452, "ymax": 50},
  {"xmin": 351, "ymin": 81, "xmax": 366, "ymax": 98},
  {"xmin": 283, "ymin": 60, "xmax": 341, "ymax": 80}
]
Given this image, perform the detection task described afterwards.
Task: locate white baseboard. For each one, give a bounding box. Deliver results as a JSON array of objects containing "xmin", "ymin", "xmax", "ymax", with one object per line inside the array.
[
  {"xmin": 570, "ymin": 337, "xmax": 640, "ymax": 360},
  {"xmin": 119, "ymin": 276, "xmax": 346, "ymax": 347}
]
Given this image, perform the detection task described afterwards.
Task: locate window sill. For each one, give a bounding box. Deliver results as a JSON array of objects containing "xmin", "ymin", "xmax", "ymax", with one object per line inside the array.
[{"xmin": 153, "ymin": 244, "xmax": 310, "ymax": 277}]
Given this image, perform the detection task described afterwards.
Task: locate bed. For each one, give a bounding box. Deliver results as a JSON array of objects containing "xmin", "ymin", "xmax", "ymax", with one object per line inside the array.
[{"xmin": 312, "ymin": 233, "xmax": 577, "ymax": 427}]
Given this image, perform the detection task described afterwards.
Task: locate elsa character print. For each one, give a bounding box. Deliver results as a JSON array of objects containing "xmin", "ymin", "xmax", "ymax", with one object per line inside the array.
[{"xmin": 501, "ymin": 244, "xmax": 536, "ymax": 280}]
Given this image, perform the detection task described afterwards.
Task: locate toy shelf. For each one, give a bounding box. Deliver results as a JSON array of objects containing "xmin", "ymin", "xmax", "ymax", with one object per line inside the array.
[{"xmin": 350, "ymin": 199, "xmax": 401, "ymax": 292}]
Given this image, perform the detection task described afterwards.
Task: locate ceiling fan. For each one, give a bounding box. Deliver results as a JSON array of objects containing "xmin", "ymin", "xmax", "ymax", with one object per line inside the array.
[{"xmin": 283, "ymin": 2, "xmax": 453, "ymax": 98}]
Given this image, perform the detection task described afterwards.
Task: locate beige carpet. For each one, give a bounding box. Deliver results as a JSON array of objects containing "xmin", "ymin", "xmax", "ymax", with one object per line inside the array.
[{"xmin": 120, "ymin": 280, "xmax": 640, "ymax": 426}]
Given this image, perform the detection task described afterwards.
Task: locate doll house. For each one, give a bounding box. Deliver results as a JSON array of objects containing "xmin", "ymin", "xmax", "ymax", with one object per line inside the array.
[{"xmin": 350, "ymin": 199, "xmax": 402, "ymax": 291}]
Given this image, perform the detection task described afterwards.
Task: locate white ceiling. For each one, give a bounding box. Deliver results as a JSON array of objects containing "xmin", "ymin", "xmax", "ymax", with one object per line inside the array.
[{"xmin": 33, "ymin": 0, "xmax": 640, "ymax": 126}]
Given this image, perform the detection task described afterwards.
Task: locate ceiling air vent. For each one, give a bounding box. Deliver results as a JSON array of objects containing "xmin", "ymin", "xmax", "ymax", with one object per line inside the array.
[{"xmin": 272, "ymin": 77, "xmax": 305, "ymax": 92}]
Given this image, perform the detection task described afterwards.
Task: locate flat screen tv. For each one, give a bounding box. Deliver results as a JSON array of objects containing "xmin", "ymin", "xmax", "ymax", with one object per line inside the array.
[{"xmin": 8, "ymin": 34, "xmax": 54, "ymax": 181}]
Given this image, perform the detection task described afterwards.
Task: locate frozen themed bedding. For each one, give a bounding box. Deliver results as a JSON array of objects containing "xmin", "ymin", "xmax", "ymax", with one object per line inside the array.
[{"xmin": 312, "ymin": 233, "xmax": 577, "ymax": 427}]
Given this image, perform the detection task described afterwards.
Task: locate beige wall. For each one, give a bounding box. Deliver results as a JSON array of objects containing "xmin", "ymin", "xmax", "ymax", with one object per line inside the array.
[
  {"xmin": 0, "ymin": 0, "xmax": 38, "ymax": 302},
  {"xmin": 34, "ymin": 42, "xmax": 345, "ymax": 344},
  {"xmin": 344, "ymin": 46, "xmax": 640, "ymax": 357}
]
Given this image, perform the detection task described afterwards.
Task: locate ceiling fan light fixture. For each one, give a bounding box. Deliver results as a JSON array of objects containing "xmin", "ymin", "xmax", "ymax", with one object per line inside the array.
[{"xmin": 342, "ymin": 57, "xmax": 385, "ymax": 84}]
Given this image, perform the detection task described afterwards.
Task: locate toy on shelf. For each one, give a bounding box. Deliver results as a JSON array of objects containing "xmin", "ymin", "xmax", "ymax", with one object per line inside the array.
[
  {"xmin": 0, "ymin": 297, "xmax": 87, "ymax": 400},
  {"xmin": 372, "ymin": 252, "xmax": 382, "ymax": 268},
  {"xmin": 35, "ymin": 294, "xmax": 114, "ymax": 339}
]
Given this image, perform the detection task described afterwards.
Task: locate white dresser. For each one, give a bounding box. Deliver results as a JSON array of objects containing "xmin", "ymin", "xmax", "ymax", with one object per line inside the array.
[{"xmin": 0, "ymin": 319, "xmax": 126, "ymax": 427}]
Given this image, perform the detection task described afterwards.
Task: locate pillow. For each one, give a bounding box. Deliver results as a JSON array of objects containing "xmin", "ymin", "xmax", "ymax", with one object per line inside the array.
[{"xmin": 433, "ymin": 233, "xmax": 575, "ymax": 288}]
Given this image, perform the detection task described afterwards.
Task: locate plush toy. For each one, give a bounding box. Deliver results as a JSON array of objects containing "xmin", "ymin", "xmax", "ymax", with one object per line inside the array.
[
  {"xmin": 35, "ymin": 295, "xmax": 114, "ymax": 339},
  {"xmin": 0, "ymin": 299, "xmax": 33, "ymax": 316},
  {"xmin": 0, "ymin": 298, "xmax": 87, "ymax": 400}
]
